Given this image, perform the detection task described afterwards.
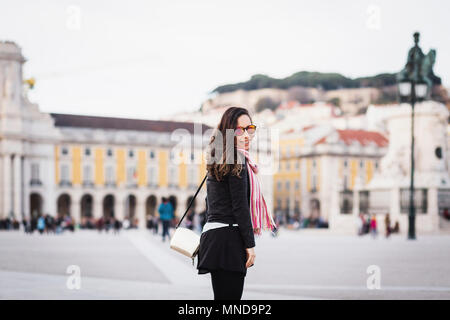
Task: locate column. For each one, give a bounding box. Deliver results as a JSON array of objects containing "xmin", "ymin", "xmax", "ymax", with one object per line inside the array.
[
  {"xmin": 93, "ymin": 196, "xmax": 103, "ymax": 219},
  {"xmin": 0, "ymin": 156, "xmax": 3, "ymax": 219},
  {"xmin": 13, "ymin": 154, "xmax": 22, "ymax": 220},
  {"xmin": 136, "ymin": 197, "xmax": 146, "ymax": 229},
  {"xmin": 116, "ymin": 195, "xmax": 125, "ymax": 221},
  {"xmin": 72, "ymin": 196, "xmax": 81, "ymax": 225},
  {"xmin": 23, "ymin": 156, "xmax": 30, "ymax": 219},
  {"xmin": 3, "ymin": 155, "xmax": 12, "ymax": 218},
  {"xmin": 45, "ymin": 156, "xmax": 56, "ymax": 217}
]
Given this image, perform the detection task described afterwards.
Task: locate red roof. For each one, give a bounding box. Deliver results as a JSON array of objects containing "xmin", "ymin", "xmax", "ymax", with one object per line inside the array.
[{"xmin": 314, "ymin": 129, "xmax": 388, "ymax": 147}]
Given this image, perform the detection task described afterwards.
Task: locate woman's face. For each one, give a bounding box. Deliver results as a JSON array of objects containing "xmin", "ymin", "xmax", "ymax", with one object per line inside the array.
[{"xmin": 235, "ymin": 114, "xmax": 254, "ymax": 151}]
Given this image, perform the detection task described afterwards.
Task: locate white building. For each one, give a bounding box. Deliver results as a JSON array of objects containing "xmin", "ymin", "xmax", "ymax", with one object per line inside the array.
[{"xmin": 0, "ymin": 41, "xmax": 213, "ymax": 228}]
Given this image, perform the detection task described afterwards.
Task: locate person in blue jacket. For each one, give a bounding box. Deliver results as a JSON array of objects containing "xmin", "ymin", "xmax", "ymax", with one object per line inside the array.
[{"xmin": 158, "ymin": 197, "xmax": 174, "ymax": 242}]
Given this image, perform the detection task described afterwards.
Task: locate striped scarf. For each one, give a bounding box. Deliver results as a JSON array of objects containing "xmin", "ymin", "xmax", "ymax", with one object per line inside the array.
[{"xmin": 237, "ymin": 148, "xmax": 276, "ymax": 235}]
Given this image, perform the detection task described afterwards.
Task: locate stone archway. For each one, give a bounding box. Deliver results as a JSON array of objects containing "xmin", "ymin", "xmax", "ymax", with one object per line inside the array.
[
  {"xmin": 103, "ymin": 194, "xmax": 115, "ymax": 219},
  {"xmin": 29, "ymin": 193, "xmax": 43, "ymax": 219},
  {"xmin": 168, "ymin": 195, "xmax": 177, "ymax": 215},
  {"xmin": 145, "ymin": 195, "xmax": 157, "ymax": 218},
  {"xmin": 81, "ymin": 194, "xmax": 93, "ymax": 218},
  {"xmin": 310, "ymin": 198, "xmax": 321, "ymax": 219},
  {"xmin": 125, "ymin": 195, "xmax": 136, "ymax": 220},
  {"xmin": 186, "ymin": 195, "xmax": 197, "ymax": 212},
  {"xmin": 145, "ymin": 195, "xmax": 157, "ymax": 229},
  {"xmin": 57, "ymin": 193, "xmax": 71, "ymax": 218}
]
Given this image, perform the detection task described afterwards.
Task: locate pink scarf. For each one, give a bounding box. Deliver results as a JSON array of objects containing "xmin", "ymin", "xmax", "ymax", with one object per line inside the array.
[{"xmin": 237, "ymin": 148, "xmax": 276, "ymax": 235}]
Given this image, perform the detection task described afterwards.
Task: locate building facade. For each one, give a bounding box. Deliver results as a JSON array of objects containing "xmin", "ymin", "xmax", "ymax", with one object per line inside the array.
[
  {"xmin": 274, "ymin": 124, "xmax": 389, "ymax": 232},
  {"xmin": 0, "ymin": 41, "xmax": 211, "ymax": 228}
]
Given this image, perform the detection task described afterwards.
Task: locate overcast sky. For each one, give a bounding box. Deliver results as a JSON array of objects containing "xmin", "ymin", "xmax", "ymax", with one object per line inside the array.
[{"xmin": 1, "ymin": 0, "xmax": 449, "ymax": 120}]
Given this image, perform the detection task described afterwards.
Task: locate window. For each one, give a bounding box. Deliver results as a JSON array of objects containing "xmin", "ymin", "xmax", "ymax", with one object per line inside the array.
[
  {"xmin": 286, "ymin": 161, "xmax": 290, "ymax": 171},
  {"xmin": 285, "ymin": 181, "xmax": 290, "ymax": 190},
  {"xmin": 277, "ymin": 181, "xmax": 282, "ymax": 191},
  {"xmin": 188, "ymin": 166, "xmax": 197, "ymax": 187},
  {"xmin": 295, "ymin": 181, "xmax": 299, "ymax": 190},
  {"xmin": 61, "ymin": 164, "xmax": 69, "ymax": 182},
  {"xmin": 148, "ymin": 166, "xmax": 157, "ymax": 186},
  {"xmin": 61, "ymin": 147, "xmax": 68, "ymax": 156},
  {"xmin": 340, "ymin": 190, "xmax": 353, "ymax": 214},
  {"xmin": 344, "ymin": 159, "xmax": 348, "ymax": 168},
  {"xmin": 31, "ymin": 163, "xmax": 39, "ymax": 181},
  {"xmin": 312, "ymin": 175, "xmax": 317, "ymax": 191},
  {"xmin": 84, "ymin": 147, "xmax": 91, "ymax": 156},
  {"xmin": 128, "ymin": 149, "xmax": 134, "ymax": 158},
  {"xmin": 400, "ymin": 188, "xmax": 428, "ymax": 214},
  {"xmin": 83, "ymin": 165, "xmax": 92, "ymax": 183},
  {"xmin": 359, "ymin": 191, "xmax": 369, "ymax": 214},
  {"xmin": 149, "ymin": 150, "xmax": 155, "ymax": 159},
  {"xmin": 168, "ymin": 166, "xmax": 178, "ymax": 186},
  {"xmin": 127, "ymin": 167, "xmax": 136, "ymax": 184},
  {"xmin": 106, "ymin": 166, "xmax": 115, "ymax": 185},
  {"xmin": 107, "ymin": 149, "xmax": 113, "ymax": 157}
]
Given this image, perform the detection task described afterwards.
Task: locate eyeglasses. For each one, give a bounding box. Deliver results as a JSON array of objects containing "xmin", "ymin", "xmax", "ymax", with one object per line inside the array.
[{"xmin": 234, "ymin": 124, "xmax": 257, "ymax": 136}]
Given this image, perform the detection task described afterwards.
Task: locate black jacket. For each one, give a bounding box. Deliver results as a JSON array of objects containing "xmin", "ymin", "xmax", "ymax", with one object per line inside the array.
[{"xmin": 205, "ymin": 157, "xmax": 255, "ymax": 248}]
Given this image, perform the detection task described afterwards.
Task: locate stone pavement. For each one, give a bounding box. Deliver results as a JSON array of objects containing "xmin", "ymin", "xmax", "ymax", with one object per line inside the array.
[{"xmin": 0, "ymin": 228, "xmax": 449, "ymax": 299}]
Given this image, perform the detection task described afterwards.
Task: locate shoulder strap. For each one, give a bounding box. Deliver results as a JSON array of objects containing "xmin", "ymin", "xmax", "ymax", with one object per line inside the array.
[{"xmin": 176, "ymin": 173, "xmax": 208, "ymax": 229}]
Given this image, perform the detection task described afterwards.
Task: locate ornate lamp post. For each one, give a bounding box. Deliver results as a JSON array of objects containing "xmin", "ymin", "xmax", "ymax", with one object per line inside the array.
[
  {"xmin": 398, "ymin": 78, "xmax": 428, "ymax": 240},
  {"xmin": 397, "ymin": 32, "xmax": 431, "ymax": 240}
]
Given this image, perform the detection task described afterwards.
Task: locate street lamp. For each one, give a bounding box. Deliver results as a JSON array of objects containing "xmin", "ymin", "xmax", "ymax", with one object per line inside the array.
[{"xmin": 398, "ymin": 78, "xmax": 428, "ymax": 240}]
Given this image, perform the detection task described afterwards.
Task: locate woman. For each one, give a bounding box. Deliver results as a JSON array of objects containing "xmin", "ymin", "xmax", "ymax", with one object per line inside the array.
[{"xmin": 197, "ymin": 106, "xmax": 276, "ymax": 300}]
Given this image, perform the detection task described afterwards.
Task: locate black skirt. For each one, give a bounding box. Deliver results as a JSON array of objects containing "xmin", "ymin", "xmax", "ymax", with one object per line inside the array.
[{"xmin": 197, "ymin": 225, "xmax": 248, "ymax": 276}]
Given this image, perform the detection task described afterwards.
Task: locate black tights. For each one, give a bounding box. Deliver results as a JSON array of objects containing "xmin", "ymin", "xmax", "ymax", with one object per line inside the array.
[{"xmin": 210, "ymin": 269, "xmax": 245, "ymax": 300}]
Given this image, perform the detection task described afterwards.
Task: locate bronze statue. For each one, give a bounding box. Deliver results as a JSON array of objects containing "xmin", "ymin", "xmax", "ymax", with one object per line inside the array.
[{"xmin": 397, "ymin": 32, "xmax": 441, "ymax": 97}]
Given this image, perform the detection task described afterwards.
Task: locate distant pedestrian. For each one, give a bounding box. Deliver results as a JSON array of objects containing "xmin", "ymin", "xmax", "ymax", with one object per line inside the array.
[
  {"xmin": 158, "ymin": 197, "xmax": 174, "ymax": 242},
  {"xmin": 370, "ymin": 214, "xmax": 378, "ymax": 238},
  {"xmin": 356, "ymin": 213, "xmax": 364, "ymax": 236},
  {"xmin": 97, "ymin": 216, "xmax": 105, "ymax": 232},
  {"xmin": 384, "ymin": 213, "xmax": 391, "ymax": 238},
  {"xmin": 152, "ymin": 215, "xmax": 159, "ymax": 235},
  {"xmin": 37, "ymin": 215, "xmax": 46, "ymax": 234},
  {"xmin": 113, "ymin": 218, "xmax": 121, "ymax": 235}
]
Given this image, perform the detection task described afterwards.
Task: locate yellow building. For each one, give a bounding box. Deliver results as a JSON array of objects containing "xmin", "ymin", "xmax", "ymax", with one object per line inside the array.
[{"xmin": 274, "ymin": 125, "xmax": 388, "ymax": 231}]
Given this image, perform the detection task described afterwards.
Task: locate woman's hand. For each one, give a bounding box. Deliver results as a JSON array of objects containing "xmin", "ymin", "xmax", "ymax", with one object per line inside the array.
[{"xmin": 245, "ymin": 247, "xmax": 256, "ymax": 268}]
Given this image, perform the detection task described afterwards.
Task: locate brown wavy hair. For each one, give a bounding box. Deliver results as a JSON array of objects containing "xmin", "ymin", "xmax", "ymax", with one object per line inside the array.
[{"xmin": 206, "ymin": 106, "xmax": 251, "ymax": 181}]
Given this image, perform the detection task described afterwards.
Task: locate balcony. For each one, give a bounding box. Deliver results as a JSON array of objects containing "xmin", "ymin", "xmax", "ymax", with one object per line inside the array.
[
  {"xmin": 59, "ymin": 180, "xmax": 72, "ymax": 187},
  {"xmin": 82, "ymin": 181, "xmax": 95, "ymax": 188},
  {"xmin": 30, "ymin": 179, "xmax": 43, "ymax": 187},
  {"xmin": 105, "ymin": 181, "xmax": 117, "ymax": 188},
  {"xmin": 168, "ymin": 183, "xmax": 179, "ymax": 189},
  {"xmin": 126, "ymin": 182, "xmax": 138, "ymax": 189}
]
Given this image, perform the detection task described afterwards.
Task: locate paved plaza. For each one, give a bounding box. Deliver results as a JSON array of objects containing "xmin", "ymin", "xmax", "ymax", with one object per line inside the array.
[{"xmin": 0, "ymin": 228, "xmax": 449, "ymax": 300}]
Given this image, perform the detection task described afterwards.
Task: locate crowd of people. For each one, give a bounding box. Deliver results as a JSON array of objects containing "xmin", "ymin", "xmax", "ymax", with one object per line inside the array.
[
  {"xmin": 0, "ymin": 196, "xmax": 208, "ymax": 238},
  {"xmin": 0, "ymin": 214, "xmax": 75, "ymax": 234},
  {"xmin": 357, "ymin": 213, "xmax": 400, "ymax": 238},
  {"xmin": 1, "ymin": 203, "xmax": 402, "ymax": 240}
]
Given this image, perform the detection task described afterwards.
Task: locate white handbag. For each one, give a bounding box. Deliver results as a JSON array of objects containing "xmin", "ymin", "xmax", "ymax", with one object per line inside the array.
[{"xmin": 170, "ymin": 174, "xmax": 207, "ymax": 265}]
